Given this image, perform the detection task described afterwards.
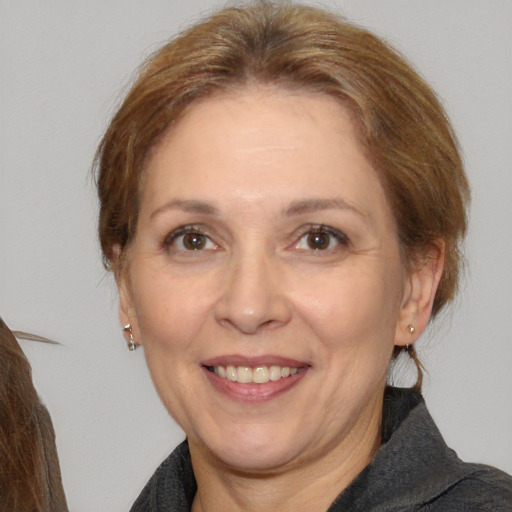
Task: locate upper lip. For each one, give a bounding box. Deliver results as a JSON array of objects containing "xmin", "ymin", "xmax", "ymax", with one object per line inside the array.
[{"xmin": 201, "ymin": 354, "xmax": 310, "ymax": 368}]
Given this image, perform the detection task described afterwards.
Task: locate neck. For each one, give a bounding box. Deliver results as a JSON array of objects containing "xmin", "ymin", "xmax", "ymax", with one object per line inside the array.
[{"xmin": 190, "ymin": 393, "xmax": 383, "ymax": 512}]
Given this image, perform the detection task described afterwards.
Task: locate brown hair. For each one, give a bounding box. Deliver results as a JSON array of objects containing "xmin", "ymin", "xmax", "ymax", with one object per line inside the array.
[
  {"xmin": 95, "ymin": 1, "xmax": 469, "ymax": 318},
  {"xmin": 0, "ymin": 317, "xmax": 68, "ymax": 512}
]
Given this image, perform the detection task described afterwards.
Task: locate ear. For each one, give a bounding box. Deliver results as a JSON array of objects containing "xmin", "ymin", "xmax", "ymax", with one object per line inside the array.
[
  {"xmin": 394, "ymin": 241, "xmax": 445, "ymax": 347},
  {"xmin": 112, "ymin": 244, "xmax": 141, "ymax": 347},
  {"xmin": 118, "ymin": 273, "xmax": 143, "ymax": 348}
]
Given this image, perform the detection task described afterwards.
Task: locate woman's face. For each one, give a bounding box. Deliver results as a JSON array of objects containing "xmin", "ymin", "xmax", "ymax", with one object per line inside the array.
[{"xmin": 121, "ymin": 88, "xmax": 418, "ymax": 473}]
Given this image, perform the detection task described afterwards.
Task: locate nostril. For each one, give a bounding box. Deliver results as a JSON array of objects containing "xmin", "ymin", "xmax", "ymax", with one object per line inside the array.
[
  {"xmin": 218, "ymin": 315, "xmax": 282, "ymax": 335},
  {"xmin": 260, "ymin": 319, "xmax": 279, "ymax": 330}
]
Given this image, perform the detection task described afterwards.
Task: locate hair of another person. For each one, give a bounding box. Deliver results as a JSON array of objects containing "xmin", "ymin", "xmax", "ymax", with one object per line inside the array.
[
  {"xmin": 0, "ymin": 317, "xmax": 68, "ymax": 512},
  {"xmin": 95, "ymin": 0, "xmax": 469, "ymax": 318}
]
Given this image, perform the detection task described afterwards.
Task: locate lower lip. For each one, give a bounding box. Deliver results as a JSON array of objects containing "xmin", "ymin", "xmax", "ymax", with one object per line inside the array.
[{"xmin": 202, "ymin": 367, "xmax": 308, "ymax": 403}]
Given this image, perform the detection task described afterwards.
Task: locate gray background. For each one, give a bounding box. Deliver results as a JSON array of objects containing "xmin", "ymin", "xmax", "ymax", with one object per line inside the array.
[{"xmin": 1, "ymin": 1, "xmax": 511, "ymax": 510}]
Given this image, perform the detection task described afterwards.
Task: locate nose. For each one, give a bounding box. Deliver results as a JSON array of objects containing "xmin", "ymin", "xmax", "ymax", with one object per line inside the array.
[{"xmin": 214, "ymin": 248, "xmax": 292, "ymax": 334}]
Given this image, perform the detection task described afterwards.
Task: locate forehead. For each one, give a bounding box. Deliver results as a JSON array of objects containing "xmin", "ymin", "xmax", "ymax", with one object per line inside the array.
[{"xmin": 141, "ymin": 88, "xmax": 392, "ymax": 224}]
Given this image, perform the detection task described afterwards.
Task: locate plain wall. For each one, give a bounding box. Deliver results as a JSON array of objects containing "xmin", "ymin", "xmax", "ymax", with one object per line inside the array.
[{"xmin": 1, "ymin": 1, "xmax": 511, "ymax": 510}]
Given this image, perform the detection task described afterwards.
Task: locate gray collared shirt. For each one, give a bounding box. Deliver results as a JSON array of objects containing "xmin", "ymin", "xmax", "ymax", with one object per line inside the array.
[{"xmin": 130, "ymin": 387, "xmax": 512, "ymax": 511}]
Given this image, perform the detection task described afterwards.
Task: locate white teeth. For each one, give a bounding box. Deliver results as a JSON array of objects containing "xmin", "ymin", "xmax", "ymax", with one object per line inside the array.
[
  {"xmin": 253, "ymin": 366, "xmax": 269, "ymax": 384},
  {"xmin": 269, "ymin": 365, "xmax": 282, "ymax": 381},
  {"xmin": 237, "ymin": 366, "xmax": 252, "ymax": 383},
  {"xmin": 211, "ymin": 365, "xmax": 301, "ymax": 384},
  {"xmin": 226, "ymin": 365, "xmax": 237, "ymax": 382}
]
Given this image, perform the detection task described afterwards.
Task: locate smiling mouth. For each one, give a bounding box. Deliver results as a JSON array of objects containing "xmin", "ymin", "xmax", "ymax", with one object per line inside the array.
[{"xmin": 205, "ymin": 365, "xmax": 301, "ymax": 384}]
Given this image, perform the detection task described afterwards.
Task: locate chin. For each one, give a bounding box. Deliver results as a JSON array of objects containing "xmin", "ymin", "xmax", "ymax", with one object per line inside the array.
[
  {"xmin": 218, "ymin": 446, "xmax": 296, "ymax": 474},
  {"xmin": 203, "ymin": 426, "xmax": 300, "ymax": 473}
]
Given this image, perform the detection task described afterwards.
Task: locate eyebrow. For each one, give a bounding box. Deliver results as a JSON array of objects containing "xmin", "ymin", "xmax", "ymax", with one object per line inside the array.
[
  {"xmin": 149, "ymin": 199, "xmax": 219, "ymax": 220},
  {"xmin": 283, "ymin": 198, "xmax": 368, "ymax": 217},
  {"xmin": 150, "ymin": 197, "xmax": 367, "ymax": 221}
]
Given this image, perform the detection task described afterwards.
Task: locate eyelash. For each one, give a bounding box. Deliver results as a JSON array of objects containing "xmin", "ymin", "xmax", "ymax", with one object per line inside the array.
[
  {"xmin": 161, "ymin": 224, "xmax": 350, "ymax": 253},
  {"xmin": 162, "ymin": 225, "xmax": 217, "ymax": 253},
  {"xmin": 294, "ymin": 225, "xmax": 349, "ymax": 252}
]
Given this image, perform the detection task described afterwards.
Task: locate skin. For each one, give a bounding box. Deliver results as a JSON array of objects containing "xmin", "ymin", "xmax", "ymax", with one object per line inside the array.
[{"xmin": 119, "ymin": 87, "xmax": 443, "ymax": 512}]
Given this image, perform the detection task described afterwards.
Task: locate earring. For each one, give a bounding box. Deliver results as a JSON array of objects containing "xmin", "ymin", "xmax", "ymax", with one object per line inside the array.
[
  {"xmin": 123, "ymin": 324, "xmax": 137, "ymax": 351},
  {"xmin": 408, "ymin": 324, "xmax": 415, "ymax": 334}
]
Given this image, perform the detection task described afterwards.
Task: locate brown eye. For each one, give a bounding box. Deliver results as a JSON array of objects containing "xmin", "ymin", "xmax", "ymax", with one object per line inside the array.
[
  {"xmin": 307, "ymin": 232, "xmax": 331, "ymax": 250},
  {"xmin": 295, "ymin": 226, "xmax": 348, "ymax": 252},
  {"xmin": 182, "ymin": 233, "xmax": 207, "ymax": 250},
  {"xmin": 163, "ymin": 226, "xmax": 218, "ymax": 253}
]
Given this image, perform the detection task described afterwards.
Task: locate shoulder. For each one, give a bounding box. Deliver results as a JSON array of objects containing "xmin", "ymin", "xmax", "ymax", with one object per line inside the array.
[
  {"xmin": 130, "ymin": 441, "xmax": 196, "ymax": 512},
  {"xmin": 333, "ymin": 388, "xmax": 512, "ymax": 512},
  {"xmin": 421, "ymin": 463, "xmax": 512, "ymax": 511}
]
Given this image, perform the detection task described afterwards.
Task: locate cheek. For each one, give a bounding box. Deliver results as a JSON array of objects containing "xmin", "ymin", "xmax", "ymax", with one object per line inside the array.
[
  {"xmin": 128, "ymin": 265, "xmax": 219, "ymax": 424},
  {"xmin": 290, "ymin": 260, "xmax": 403, "ymax": 351},
  {"xmin": 129, "ymin": 263, "xmax": 216, "ymax": 351}
]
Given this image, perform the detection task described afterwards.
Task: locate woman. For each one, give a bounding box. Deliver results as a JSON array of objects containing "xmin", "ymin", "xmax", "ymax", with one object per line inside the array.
[{"xmin": 94, "ymin": 2, "xmax": 512, "ymax": 510}]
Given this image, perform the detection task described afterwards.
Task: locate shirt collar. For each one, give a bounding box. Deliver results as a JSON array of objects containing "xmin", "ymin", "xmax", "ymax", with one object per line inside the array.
[{"xmin": 328, "ymin": 387, "xmax": 477, "ymax": 511}]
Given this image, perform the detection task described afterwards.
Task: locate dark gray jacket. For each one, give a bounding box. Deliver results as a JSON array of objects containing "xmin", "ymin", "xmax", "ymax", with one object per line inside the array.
[{"xmin": 130, "ymin": 387, "xmax": 512, "ymax": 511}]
